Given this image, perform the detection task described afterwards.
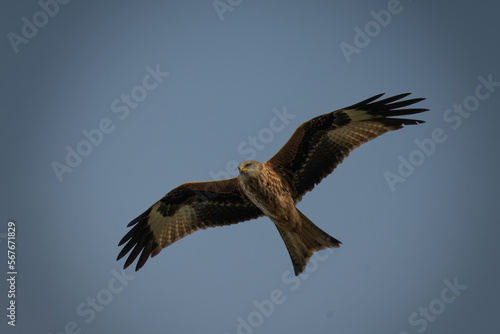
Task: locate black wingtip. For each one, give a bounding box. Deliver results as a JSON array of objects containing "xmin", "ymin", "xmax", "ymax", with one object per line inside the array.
[
  {"xmin": 348, "ymin": 93, "xmax": 427, "ymax": 112},
  {"xmin": 124, "ymin": 254, "xmax": 136, "ymax": 270},
  {"xmin": 116, "ymin": 248, "xmax": 127, "ymax": 261},
  {"xmin": 364, "ymin": 93, "xmax": 428, "ymax": 120},
  {"xmin": 347, "ymin": 93, "xmax": 385, "ymax": 109}
]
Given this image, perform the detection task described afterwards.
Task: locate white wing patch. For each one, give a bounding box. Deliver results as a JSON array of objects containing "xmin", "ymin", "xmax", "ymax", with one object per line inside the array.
[
  {"xmin": 327, "ymin": 121, "xmax": 390, "ymax": 150},
  {"xmin": 148, "ymin": 202, "xmax": 198, "ymax": 248}
]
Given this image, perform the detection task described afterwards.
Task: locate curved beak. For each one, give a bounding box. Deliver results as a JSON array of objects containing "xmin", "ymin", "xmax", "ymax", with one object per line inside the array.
[{"xmin": 239, "ymin": 166, "xmax": 248, "ymax": 172}]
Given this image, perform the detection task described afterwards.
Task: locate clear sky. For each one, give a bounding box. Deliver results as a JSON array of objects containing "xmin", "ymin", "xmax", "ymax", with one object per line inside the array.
[{"xmin": 1, "ymin": 0, "xmax": 499, "ymax": 333}]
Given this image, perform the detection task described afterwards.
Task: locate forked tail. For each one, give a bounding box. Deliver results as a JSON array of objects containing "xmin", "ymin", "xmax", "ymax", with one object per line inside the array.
[{"xmin": 275, "ymin": 209, "xmax": 341, "ymax": 276}]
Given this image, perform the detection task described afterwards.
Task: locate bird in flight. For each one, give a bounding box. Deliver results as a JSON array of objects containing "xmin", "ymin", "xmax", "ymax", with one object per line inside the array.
[{"xmin": 117, "ymin": 93, "xmax": 427, "ymax": 275}]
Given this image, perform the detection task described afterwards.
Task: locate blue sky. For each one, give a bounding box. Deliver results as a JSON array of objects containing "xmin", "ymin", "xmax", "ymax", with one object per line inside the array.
[{"xmin": 1, "ymin": 1, "xmax": 499, "ymax": 333}]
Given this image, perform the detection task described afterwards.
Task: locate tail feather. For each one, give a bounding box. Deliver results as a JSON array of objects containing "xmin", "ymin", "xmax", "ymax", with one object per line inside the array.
[{"xmin": 276, "ymin": 209, "xmax": 341, "ymax": 276}]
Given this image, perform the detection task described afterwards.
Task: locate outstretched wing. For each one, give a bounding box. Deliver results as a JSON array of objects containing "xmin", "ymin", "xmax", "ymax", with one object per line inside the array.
[
  {"xmin": 268, "ymin": 93, "xmax": 428, "ymax": 201},
  {"xmin": 117, "ymin": 178, "xmax": 264, "ymax": 271}
]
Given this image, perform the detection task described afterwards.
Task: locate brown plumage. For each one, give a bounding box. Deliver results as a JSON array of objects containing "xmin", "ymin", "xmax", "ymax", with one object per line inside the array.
[{"xmin": 117, "ymin": 93, "xmax": 427, "ymax": 275}]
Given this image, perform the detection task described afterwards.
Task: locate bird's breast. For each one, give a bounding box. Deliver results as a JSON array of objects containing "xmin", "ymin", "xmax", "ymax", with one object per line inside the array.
[{"xmin": 238, "ymin": 164, "xmax": 295, "ymax": 220}]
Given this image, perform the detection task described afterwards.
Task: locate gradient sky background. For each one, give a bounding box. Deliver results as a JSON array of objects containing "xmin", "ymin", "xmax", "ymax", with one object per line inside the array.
[{"xmin": 1, "ymin": 1, "xmax": 499, "ymax": 333}]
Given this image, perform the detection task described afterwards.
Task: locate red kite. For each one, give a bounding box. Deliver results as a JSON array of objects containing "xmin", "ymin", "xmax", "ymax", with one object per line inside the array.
[{"xmin": 117, "ymin": 93, "xmax": 427, "ymax": 275}]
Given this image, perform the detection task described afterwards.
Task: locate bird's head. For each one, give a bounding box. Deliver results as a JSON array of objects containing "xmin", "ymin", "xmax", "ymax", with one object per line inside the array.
[{"xmin": 238, "ymin": 160, "xmax": 261, "ymax": 177}]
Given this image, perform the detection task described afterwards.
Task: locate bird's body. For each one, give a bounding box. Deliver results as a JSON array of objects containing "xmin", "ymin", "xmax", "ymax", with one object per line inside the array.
[
  {"xmin": 117, "ymin": 93, "xmax": 428, "ymax": 275},
  {"xmin": 238, "ymin": 161, "xmax": 295, "ymax": 222},
  {"xmin": 237, "ymin": 160, "xmax": 340, "ymax": 274}
]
